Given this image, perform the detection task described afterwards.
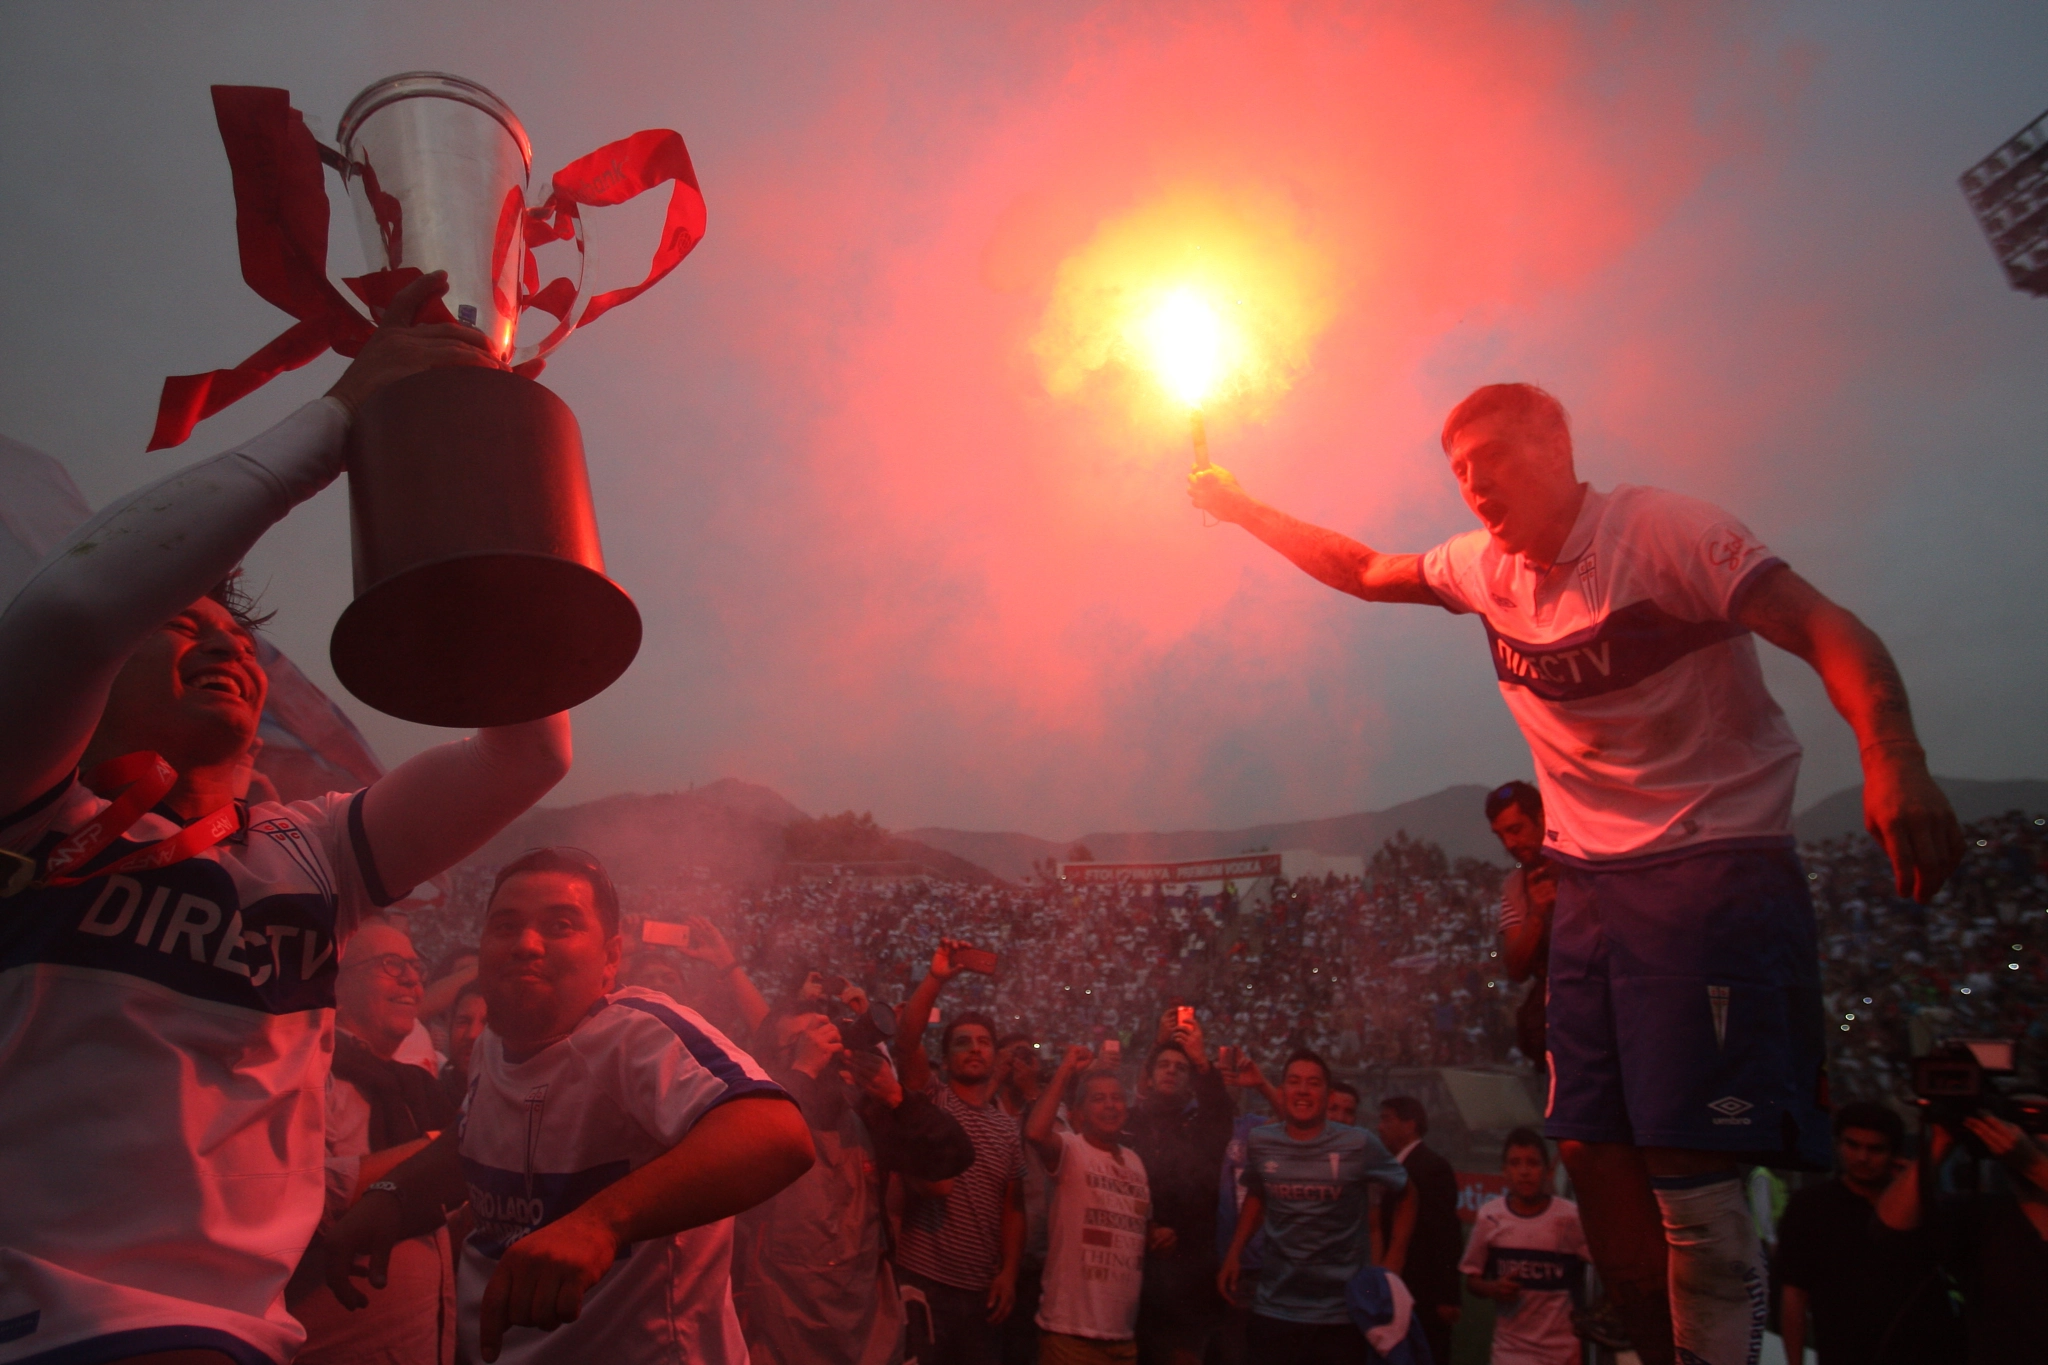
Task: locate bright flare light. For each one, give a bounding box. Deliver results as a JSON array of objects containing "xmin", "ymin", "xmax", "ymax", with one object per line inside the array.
[
  {"xmin": 1139, "ymin": 287, "xmax": 1228, "ymax": 409},
  {"xmin": 1033, "ymin": 187, "xmax": 1336, "ymax": 438}
]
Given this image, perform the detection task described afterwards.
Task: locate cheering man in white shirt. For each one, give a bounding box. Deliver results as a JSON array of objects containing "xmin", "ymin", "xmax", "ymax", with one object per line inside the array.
[
  {"xmin": 1024, "ymin": 1045, "xmax": 1155, "ymax": 1365},
  {"xmin": 1190, "ymin": 382, "xmax": 1965, "ymax": 1365},
  {"xmin": 325, "ymin": 848, "xmax": 815, "ymax": 1364}
]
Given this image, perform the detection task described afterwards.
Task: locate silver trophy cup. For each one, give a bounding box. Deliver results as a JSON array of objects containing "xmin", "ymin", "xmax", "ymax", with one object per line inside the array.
[{"xmin": 326, "ymin": 72, "xmax": 638, "ymax": 729}]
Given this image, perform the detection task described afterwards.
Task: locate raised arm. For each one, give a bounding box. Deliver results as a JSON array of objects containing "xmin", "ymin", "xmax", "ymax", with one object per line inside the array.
[
  {"xmin": 1220, "ymin": 1045, "xmax": 1285, "ymax": 1115},
  {"xmin": 1027, "ymin": 1045, "xmax": 1091, "ymax": 1169},
  {"xmin": 1189, "ymin": 465, "xmax": 1443, "ymax": 606},
  {"xmin": 359, "ymin": 715, "xmax": 570, "ymax": 900},
  {"xmin": 671, "ymin": 915, "xmax": 770, "ymax": 1032},
  {"xmin": 893, "ymin": 938, "xmax": 968, "ymax": 1092},
  {"xmin": 1734, "ymin": 565, "xmax": 1964, "ymax": 901},
  {"xmin": 0, "ymin": 272, "xmax": 497, "ymax": 815}
]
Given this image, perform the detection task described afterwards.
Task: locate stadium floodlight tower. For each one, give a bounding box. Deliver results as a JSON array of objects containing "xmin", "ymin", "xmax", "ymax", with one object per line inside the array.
[{"xmin": 1960, "ymin": 106, "xmax": 2048, "ymax": 297}]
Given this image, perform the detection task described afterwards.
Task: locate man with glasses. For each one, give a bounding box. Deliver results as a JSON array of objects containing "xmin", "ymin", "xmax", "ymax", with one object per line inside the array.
[
  {"xmin": 294, "ymin": 918, "xmax": 460, "ymax": 1364},
  {"xmin": 324, "ymin": 847, "xmax": 815, "ymax": 1364}
]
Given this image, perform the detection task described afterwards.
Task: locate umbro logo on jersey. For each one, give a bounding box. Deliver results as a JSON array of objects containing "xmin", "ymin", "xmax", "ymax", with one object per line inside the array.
[{"xmin": 1708, "ymin": 1095, "xmax": 1753, "ymax": 1125}]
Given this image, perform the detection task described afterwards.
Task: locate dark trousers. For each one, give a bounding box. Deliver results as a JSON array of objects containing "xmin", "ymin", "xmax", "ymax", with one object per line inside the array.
[
  {"xmin": 901, "ymin": 1264, "xmax": 1002, "ymax": 1365},
  {"xmin": 1244, "ymin": 1313, "xmax": 1370, "ymax": 1365},
  {"xmin": 1001, "ymin": 1257, "xmax": 1044, "ymax": 1365},
  {"xmin": 1136, "ymin": 1249, "xmax": 1223, "ymax": 1364},
  {"xmin": 1417, "ymin": 1307, "xmax": 1452, "ymax": 1365}
]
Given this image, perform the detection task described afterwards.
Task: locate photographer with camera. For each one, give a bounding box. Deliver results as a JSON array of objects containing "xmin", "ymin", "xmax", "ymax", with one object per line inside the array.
[
  {"xmin": 732, "ymin": 995, "xmax": 975, "ymax": 1364},
  {"xmin": 1876, "ymin": 1103, "xmax": 2048, "ymax": 1362}
]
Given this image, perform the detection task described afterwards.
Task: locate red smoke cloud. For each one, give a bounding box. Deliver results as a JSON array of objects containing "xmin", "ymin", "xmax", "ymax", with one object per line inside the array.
[{"xmin": 599, "ymin": 2, "xmax": 1809, "ymax": 832}]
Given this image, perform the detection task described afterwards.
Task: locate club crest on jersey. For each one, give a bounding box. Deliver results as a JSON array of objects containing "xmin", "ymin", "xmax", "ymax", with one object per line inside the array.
[
  {"xmin": 1704, "ymin": 528, "xmax": 1753, "ymax": 572},
  {"xmin": 253, "ymin": 816, "xmax": 335, "ymax": 901}
]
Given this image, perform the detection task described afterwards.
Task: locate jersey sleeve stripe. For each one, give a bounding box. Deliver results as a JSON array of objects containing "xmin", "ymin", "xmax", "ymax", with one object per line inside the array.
[
  {"xmin": 0, "ymin": 772, "xmax": 74, "ymax": 842},
  {"xmin": 344, "ymin": 786, "xmax": 395, "ymax": 908},
  {"xmin": 609, "ymin": 996, "xmax": 790, "ymax": 1105},
  {"xmin": 1725, "ymin": 555, "xmax": 1788, "ymax": 620}
]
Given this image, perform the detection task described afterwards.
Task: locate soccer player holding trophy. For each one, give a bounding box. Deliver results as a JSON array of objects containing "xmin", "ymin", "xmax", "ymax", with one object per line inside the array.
[{"xmin": 0, "ymin": 71, "xmax": 711, "ymax": 1365}]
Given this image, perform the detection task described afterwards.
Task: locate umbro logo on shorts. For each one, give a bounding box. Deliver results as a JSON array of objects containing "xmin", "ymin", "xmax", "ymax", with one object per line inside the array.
[{"xmin": 1707, "ymin": 1095, "xmax": 1753, "ymax": 1125}]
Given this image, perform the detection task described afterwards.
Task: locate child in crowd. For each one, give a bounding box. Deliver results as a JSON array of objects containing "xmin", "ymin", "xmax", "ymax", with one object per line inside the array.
[{"xmin": 1461, "ymin": 1128, "xmax": 1589, "ymax": 1365}]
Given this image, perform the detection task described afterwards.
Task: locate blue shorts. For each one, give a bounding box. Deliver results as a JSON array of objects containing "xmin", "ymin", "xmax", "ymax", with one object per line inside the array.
[{"xmin": 1543, "ymin": 842, "xmax": 1833, "ymax": 1170}]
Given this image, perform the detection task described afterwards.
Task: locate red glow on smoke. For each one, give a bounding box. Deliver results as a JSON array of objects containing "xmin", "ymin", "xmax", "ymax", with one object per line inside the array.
[{"xmin": 589, "ymin": 2, "xmax": 1810, "ymax": 829}]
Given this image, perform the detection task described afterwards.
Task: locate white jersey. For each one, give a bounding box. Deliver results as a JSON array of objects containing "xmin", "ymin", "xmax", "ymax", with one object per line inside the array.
[
  {"xmin": 456, "ymin": 987, "xmax": 790, "ymax": 1365},
  {"xmin": 1421, "ymin": 484, "xmax": 1802, "ymax": 862},
  {"xmin": 0, "ymin": 778, "xmax": 377, "ymax": 1364},
  {"xmin": 1036, "ymin": 1131, "xmax": 1149, "ymax": 1342},
  {"xmin": 1459, "ymin": 1195, "xmax": 1589, "ymax": 1365}
]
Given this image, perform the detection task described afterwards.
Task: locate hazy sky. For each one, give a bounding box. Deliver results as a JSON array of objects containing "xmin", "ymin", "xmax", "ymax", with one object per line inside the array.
[{"xmin": 3, "ymin": 2, "xmax": 2044, "ymax": 838}]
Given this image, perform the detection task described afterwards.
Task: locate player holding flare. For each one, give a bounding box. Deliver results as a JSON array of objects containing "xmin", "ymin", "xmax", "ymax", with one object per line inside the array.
[{"xmin": 1188, "ymin": 382, "xmax": 1964, "ymax": 1365}]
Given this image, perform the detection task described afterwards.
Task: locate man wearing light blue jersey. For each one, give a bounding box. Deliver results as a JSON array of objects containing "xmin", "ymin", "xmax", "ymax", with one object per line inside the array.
[{"xmin": 1217, "ymin": 1051, "xmax": 1412, "ymax": 1364}]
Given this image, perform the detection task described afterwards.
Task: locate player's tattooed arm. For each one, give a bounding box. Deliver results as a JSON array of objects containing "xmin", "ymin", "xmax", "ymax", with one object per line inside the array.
[
  {"xmin": 1187, "ymin": 464, "xmax": 1444, "ymax": 605},
  {"xmin": 1735, "ymin": 564, "xmax": 1964, "ymax": 902}
]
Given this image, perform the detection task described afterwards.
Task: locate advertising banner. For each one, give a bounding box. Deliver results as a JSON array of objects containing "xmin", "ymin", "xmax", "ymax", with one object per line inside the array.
[{"xmin": 1059, "ymin": 854, "xmax": 1284, "ymax": 885}]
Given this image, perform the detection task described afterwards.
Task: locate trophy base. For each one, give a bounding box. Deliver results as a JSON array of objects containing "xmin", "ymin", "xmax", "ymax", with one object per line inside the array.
[
  {"xmin": 333, "ymin": 552, "xmax": 641, "ymax": 729},
  {"xmin": 331, "ymin": 366, "xmax": 642, "ymax": 728}
]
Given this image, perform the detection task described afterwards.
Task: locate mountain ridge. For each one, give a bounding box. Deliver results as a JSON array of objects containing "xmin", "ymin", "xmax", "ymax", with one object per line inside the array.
[{"xmin": 478, "ymin": 775, "xmax": 2048, "ymax": 887}]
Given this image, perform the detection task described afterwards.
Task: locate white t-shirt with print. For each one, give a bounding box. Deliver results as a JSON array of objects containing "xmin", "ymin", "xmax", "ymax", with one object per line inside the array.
[
  {"xmin": 456, "ymin": 987, "xmax": 790, "ymax": 1365},
  {"xmin": 1036, "ymin": 1130, "xmax": 1150, "ymax": 1342},
  {"xmin": 1421, "ymin": 484, "xmax": 1802, "ymax": 862},
  {"xmin": 0, "ymin": 780, "xmax": 377, "ymax": 1365},
  {"xmin": 1459, "ymin": 1195, "xmax": 1589, "ymax": 1365}
]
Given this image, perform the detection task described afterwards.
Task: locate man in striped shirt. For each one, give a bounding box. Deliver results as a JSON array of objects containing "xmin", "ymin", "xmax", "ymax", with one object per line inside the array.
[
  {"xmin": 894, "ymin": 939, "xmax": 1026, "ymax": 1365},
  {"xmin": 1487, "ymin": 780, "xmax": 1556, "ymax": 1066}
]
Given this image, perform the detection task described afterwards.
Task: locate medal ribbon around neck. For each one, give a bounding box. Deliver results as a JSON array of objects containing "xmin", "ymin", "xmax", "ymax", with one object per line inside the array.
[{"xmin": 36, "ymin": 752, "xmax": 239, "ymax": 887}]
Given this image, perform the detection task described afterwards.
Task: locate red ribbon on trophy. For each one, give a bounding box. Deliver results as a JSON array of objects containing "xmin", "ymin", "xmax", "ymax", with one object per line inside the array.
[{"xmin": 149, "ymin": 85, "xmax": 705, "ymax": 452}]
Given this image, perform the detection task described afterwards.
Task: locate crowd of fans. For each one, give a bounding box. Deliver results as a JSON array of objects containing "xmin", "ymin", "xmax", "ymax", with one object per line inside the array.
[
  {"xmin": 419, "ymin": 834, "xmax": 1513, "ymax": 1077},
  {"xmin": 20, "ymin": 255, "xmax": 2042, "ymax": 1365},
  {"xmin": 1808, "ymin": 809, "xmax": 2048, "ymax": 1111},
  {"xmin": 415, "ymin": 811, "xmax": 2048, "ymax": 1115}
]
